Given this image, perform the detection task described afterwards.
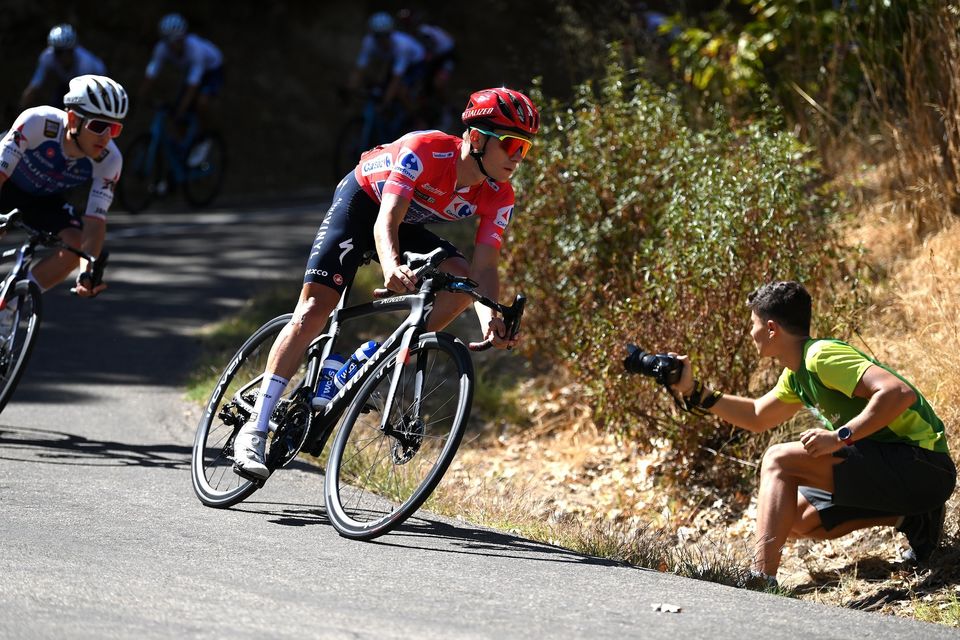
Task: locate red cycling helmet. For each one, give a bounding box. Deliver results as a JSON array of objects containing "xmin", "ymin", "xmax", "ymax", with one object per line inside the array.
[{"xmin": 461, "ymin": 88, "xmax": 540, "ymax": 138}]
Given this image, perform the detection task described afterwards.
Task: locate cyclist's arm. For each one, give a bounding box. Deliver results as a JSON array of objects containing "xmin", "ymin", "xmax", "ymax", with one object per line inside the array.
[
  {"xmin": 176, "ymin": 83, "xmax": 199, "ymax": 120},
  {"xmin": 373, "ymin": 192, "xmax": 417, "ymax": 291},
  {"xmin": 79, "ymin": 217, "xmax": 106, "ymax": 272},
  {"xmin": 469, "ymin": 243, "xmax": 513, "ymax": 347}
]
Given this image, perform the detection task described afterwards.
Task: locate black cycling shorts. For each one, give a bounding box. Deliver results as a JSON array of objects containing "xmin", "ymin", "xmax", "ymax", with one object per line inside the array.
[
  {"xmin": 303, "ymin": 171, "xmax": 463, "ymax": 293},
  {"xmin": 0, "ymin": 182, "xmax": 83, "ymax": 235},
  {"xmin": 799, "ymin": 439, "xmax": 957, "ymax": 531}
]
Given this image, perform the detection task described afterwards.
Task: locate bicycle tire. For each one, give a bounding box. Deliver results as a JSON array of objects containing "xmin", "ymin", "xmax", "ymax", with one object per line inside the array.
[
  {"xmin": 324, "ymin": 332, "xmax": 473, "ymax": 540},
  {"xmin": 0, "ymin": 281, "xmax": 42, "ymax": 415},
  {"xmin": 118, "ymin": 133, "xmax": 161, "ymax": 214},
  {"xmin": 182, "ymin": 132, "xmax": 226, "ymax": 208},
  {"xmin": 191, "ymin": 313, "xmax": 315, "ymax": 508}
]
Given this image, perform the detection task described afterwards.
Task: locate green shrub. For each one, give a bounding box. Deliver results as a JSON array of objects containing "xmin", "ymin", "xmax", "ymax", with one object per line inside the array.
[{"xmin": 506, "ymin": 51, "xmax": 860, "ymax": 485}]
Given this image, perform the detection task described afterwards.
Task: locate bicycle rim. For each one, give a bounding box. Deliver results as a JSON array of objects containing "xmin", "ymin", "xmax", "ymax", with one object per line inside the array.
[
  {"xmin": 325, "ymin": 333, "xmax": 473, "ymax": 539},
  {"xmin": 191, "ymin": 314, "xmax": 314, "ymax": 507},
  {"xmin": 183, "ymin": 133, "xmax": 226, "ymax": 208},
  {"xmin": 0, "ymin": 282, "xmax": 42, "ymax": 415}
]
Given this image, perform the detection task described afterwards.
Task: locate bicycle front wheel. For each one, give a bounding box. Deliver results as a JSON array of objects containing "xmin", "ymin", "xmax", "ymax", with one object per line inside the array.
[
  {"xmin": 324, "ymin": 332, "xmax": 473, "ymax": 540},
  {"xmin": 191, "ymin": 314, "xmax": 315, "ymax": 508},
  {"xmin": 118, "ymin": 134, "xmax": 161, "ymax": 214},
  {"xmin": 183, "ymin": 133, "xmax": 226, "ymax": 208},
  {"xmin": 0, "ymin": 281, "xmax": 42, "ymax": 415}
]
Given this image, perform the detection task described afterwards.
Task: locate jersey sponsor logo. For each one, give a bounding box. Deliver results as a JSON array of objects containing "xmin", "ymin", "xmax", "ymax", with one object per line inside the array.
[
  {"xmin": 305, "ymin": 268, "xmax": 329, "ymax": 277},
  {"xmin": 395, "ymin": 148, "xmax": 422, "ymax": 180},
  {"xmin": 95, "ymin": 148, "xmax": 111, "ymax": 163},
  {"xmin": 338, "ymin": 238, "xmax": 354, "ymax": 264},
  {"xmin": 431, "ymin": 151, "xmax": 454, "ymax": 159},
  {"xmin": 494, "ymin": 205, "xmax": 513, "ymax": 229},
  {"xmin": 413, "ymin": 189, "xmax": 435, "ymax": 203},
  {"xmin": 444, "ymin": 195, "xmax": 476, "ymax": 219},
  {"xmin": 45, "ymin": 147, "xmax": 56, "ymax": 159},
  {"xmin": 419, "ymin": 182, "xmax": 444, "ymax": 195},
  {"xmin": 333, "ymin": 274, "xmax": 344, "ymax": 286},
  {"xmin": 486, "ymin": 179, "xmax": 500, "ymax": 192},
  {"xmin": 384, "ymin": 178, "xmax": 413, "ymax": 193},
  {"xmin": 462, "ymin": 107, "xmax": 494, "ymax": 119},
  {"xmin": 43, "ymin": 119, "xmax": 60, "ymax": 139},
  {"xmin": 360, "ymin": 152, "xmax": 392, "ymax": 176},
  {"xmin": 0, "ymin": 160, "xmax": 8, "ymax": 170},
  {"xmin": 101, "ymin": 176, "xmax": 117, "ymax": 192}
]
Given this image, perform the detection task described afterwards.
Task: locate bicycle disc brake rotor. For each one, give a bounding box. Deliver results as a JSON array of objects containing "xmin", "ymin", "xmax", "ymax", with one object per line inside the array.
[
  {"xmin": 269, "ymin": 396, "xmax": 311, "ymax": 468},
  {"xmin": 391, "ymin": 417, "xmax": 425, "ymax": 465}
]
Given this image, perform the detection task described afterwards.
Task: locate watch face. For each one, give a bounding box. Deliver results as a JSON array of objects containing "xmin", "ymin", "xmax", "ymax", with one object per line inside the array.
[{"xmin": 838, "ymin": 427, "xmax": 852, "ymax": 441}]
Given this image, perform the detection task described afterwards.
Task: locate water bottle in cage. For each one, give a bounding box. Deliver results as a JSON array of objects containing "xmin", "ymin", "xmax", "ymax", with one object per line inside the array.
[
  {"xmin": 335, "ymin": 340, "xmax": 381, "ymax": 388},
  {"xmin": 311, "ymin": 353, "xmax": 347, "ymax": 409}
]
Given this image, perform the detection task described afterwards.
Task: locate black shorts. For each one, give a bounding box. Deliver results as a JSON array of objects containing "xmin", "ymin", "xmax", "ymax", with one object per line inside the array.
[
  {"xmin": 799, "ymin": 439, "xmax": 956, "ymax": 531},
  {"xmin": 303, "ymin": 171, "xmax": 463, "ymax": 293},
  {"xmin": 0, "ymin": 182, "xmax": 83, "ymax": 235}
]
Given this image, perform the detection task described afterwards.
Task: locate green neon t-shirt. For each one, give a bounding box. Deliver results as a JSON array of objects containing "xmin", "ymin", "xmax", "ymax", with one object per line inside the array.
[{"xmin": 772, "ymin": 339, "xmax": 948, "ymax": 453}]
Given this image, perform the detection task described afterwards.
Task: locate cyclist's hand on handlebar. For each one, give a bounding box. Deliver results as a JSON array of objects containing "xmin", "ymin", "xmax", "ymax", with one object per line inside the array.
[
  {"xmin": 383, "ymin": 263, "xmax": 417, "ymax": 293},
  {"xmin": 72, "ymin": 272, "xmax": 107, "ymax": 298},
  {"xmin": 484, "ymin": 317, "xmax": 520, "ymax": 350}
]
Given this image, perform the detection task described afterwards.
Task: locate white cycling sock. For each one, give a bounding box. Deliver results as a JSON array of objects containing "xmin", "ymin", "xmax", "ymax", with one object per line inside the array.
[{"xmin": 242, "ymin": 373, "xmax": 290, "ymax": 436}]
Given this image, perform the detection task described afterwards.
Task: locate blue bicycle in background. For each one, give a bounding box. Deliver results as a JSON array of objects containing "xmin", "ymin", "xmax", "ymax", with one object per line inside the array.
[{"xmin": 118, "ymin": 106, "xmax": 226, "ymax": 214}]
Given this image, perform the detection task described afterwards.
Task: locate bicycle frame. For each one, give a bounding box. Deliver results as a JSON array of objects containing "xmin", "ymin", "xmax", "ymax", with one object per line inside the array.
[{"xmin": 143, "ymin": 108, "xmax": 200, "ymax": 187}]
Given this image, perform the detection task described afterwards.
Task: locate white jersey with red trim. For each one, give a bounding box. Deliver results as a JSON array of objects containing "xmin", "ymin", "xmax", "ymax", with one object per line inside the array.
[
  {"xmin": 354, "ymin": 130, "xmax": 516, "ymax": 250},
  {"xmin": 0, "ymin": 106, "xmax": 122, "ymax": 220}
]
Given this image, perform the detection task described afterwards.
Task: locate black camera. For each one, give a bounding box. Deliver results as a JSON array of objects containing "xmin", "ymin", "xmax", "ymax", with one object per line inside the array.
[{"xmin": 623, "ymin": 344, "xmax": 683, "ymax": 386}]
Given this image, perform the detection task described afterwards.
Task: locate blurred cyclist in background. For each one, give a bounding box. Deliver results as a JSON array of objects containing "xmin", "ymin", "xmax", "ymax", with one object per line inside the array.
[
  {"xmin": 20, "ymin": 24, "xmax": 107, "ymax": 111},
  {"xmin": 348, "ymin": 11, "xmax": 425, "ymax": 123},
  {"xmin": 140, "ymin": 13, "xmax": 224, "ymax": 138},
  {"xmin": 1, "ymin": 75, "xmax": 127, "ymax": 298},
  {"xmin": 396, "ymin": 8, "xmax": 457, "ymax": 129}
]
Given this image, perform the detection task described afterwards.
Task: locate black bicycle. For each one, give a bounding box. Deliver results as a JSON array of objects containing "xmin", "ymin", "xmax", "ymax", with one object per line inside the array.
[
  {"xmin": 0, "ymin": 209, "xmax": 108, "ymax": 414},
  {"xmin": 191, "ymin": 247, "xmax": 525, "ymax": 540}
]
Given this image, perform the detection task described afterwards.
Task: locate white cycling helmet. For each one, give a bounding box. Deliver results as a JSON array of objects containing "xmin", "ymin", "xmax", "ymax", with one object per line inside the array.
[
  {"xmin": 159, "ymin": 13, "xmax": 188, "ymax": 40},
  {"xmin": 48, "ymin": 24, "xmax": 77, "ymax": 50},
  {"xmin": 63, "ymin": 75, "xmax": 129, "ymax": 120},
  {"xmin": 368, "ymin": 12, "xmax": 394, "ymax": 34}
]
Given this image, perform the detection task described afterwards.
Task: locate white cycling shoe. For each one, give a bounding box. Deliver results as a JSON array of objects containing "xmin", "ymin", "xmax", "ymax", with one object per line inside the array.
[{"xmin": 233, "ymin": 430, "xmax": 269, "ymax": 479}]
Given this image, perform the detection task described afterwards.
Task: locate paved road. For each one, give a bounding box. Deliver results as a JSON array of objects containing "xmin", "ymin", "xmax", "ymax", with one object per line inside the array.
[{"xmin": 0, "ymin": 206, "xmax": 953, "ymax": 639}]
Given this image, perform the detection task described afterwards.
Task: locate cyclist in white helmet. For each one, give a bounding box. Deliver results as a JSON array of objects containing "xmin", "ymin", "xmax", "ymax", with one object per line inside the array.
[
  {"xmin": 349, "ymin": 11, "xmax": 426, "ymax": 117},
  {"xmin": 140, "ymin": 13, "xmax": 224, "ymax": 132},
  {"xmin": 20, "ymin": 24, "xmax": 107, "ymax": 111},
  {"xmin": 0, "ymin": 75, "xmax": 127, "ymax": 298}
]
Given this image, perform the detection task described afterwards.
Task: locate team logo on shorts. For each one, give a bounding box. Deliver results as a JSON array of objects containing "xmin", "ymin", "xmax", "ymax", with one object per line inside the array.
[
  {"xmin": 396, "ymin": 148, "xmax": 423, "ymax": 180},
  {"xmin": 334, "ymin": 274, "xmax": 343, "ymax": 285}
]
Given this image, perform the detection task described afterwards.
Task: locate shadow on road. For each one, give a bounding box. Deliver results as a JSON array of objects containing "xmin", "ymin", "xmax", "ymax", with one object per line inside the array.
[
  {"xmin": 375, "ymin": 516, "xmax": 628, "ymax": 568},
  {"xmin": 0, "ymin": 425, "xmax": 190, "ymax": 469}
]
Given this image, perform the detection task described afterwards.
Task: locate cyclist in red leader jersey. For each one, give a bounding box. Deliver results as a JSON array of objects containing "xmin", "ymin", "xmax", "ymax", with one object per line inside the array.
[{"xmin": 233, "ymin": 87, "xmax": 540, "ymax": 479}]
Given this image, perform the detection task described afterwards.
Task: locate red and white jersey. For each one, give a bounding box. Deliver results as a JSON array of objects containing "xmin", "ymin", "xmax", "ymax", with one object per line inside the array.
[{"xmin": 354, "ymin": 130, "xmax": 516, "ymax": 250}]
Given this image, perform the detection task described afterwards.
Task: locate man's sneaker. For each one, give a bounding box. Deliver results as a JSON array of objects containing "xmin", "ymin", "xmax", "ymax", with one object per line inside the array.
[
  {"xmin": 898, "ymin": 503, "xmax": 946, "ymax": 564},
  {"xmin": 233, "ymin": 430, "xmax": 269, "ymax": 479}
]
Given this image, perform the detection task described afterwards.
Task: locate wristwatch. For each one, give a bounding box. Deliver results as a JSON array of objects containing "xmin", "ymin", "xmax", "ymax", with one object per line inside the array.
[{"xmin": 837, "ymin": 426, "xmax": 854, "ymax": 446}]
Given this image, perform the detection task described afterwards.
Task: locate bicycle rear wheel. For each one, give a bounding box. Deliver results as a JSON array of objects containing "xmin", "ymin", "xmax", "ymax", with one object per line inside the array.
[
  {"xmin": 118, "ymin": 134, "xmax": 161, "ymax": 214},
  {"xmin": 0, "ymin": 281, "xmax": 42, "ymax": 415},
  {"xmin": 191, "ymin": 314, "xmax": 315, "ymax": 508},
  {"xmin": 183, "ymin": 132, "xmax": 226, "ymax": 208},
  {"xmin": 324, "ymin": 332, "xmax": 473, "ymax": 540}
]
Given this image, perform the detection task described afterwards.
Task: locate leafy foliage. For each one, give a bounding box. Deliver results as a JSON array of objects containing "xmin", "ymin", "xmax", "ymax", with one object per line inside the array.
[{"xmin": 506, "ymin": 51, "xmax": 859, "ymax": 483}]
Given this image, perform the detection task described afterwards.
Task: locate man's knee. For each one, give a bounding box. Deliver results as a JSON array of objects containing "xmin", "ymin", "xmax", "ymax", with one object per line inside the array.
[{"xmin": 760, "ymin": 443, "xmax": 796, "ymax": 477}]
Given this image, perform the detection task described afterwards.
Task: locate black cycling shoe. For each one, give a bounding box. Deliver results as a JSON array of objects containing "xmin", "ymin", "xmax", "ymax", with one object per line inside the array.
[{"xmin": 898, "ymin": 503, "xmax": 946, "ymax": 564}]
